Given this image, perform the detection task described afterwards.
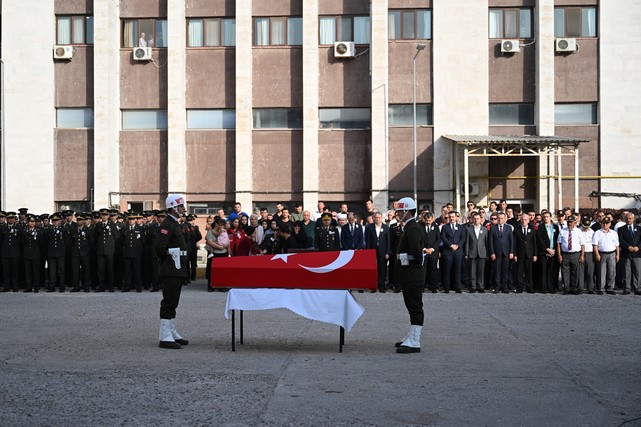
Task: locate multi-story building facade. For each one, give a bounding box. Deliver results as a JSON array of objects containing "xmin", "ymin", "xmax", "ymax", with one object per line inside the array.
[{"xmin": 1, "ymin": 0, "xmax": 640, "ymax": 216}]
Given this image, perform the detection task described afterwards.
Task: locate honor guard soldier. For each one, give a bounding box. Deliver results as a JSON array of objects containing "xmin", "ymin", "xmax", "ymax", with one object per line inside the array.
[
  {"xmin": 21, "ymin": 215, "xmax": 43, "ymax": 292},
  {"xmin": 393, "ymin": 198, "xmax": 426, "ymax": 354},
  {"xmin": 94, "ymin": 208, "xmax": 120, "ymax": 292},
  {"xmin": 122, "ymin": 212, "xmax": 144, "ymax": 292},
  {"xmin": 69, "ymin": 213, "xmax": 93, "ymax": 292},
  {"xmin": 155, "ymin": 195, "xmax": 190, "ymax": 349},
  {"xmin": 315, "ymin": 212, "xmax": 340, "ymax": 251},
  {"xmin": 1, "ymin": 212, "xmax": 22, "ymax": 292},
  {"xmin": 45, "ymin": 212, "xmax": 69, "ymax": 292}
]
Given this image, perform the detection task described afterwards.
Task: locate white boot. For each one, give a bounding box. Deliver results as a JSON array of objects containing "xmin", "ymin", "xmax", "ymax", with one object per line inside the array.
[
  {"xmin": 395, "ymin": 326, "xmax": 412, "ymax": 348},
  {"xmin": 397, "ymin": 325, "xmax": 422, "ymax": 353},
  {"xmin": 159, "ymin": 319, "xmax": 181, "ymax": 349},
  {"xmin": 170, "ymin": 319, "xmax": 189, "ymax": 345}
]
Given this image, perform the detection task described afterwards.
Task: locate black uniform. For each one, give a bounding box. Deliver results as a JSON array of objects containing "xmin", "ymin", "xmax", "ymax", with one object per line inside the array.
[
  {"xmin": 1, "ymin": 223, "xmax": 22, "ymax": 291},
  {"xmin": 154, "ymin": 214, "xmax": 189, "ymax": 320},
  {"xmin": 122, "ymin": 224, "xmax": 144, "ymax": 292},
  {"xmin": 70, "ymin": 224, "xmax": 93, "ymax": 292},
  {"xmin": 183, "ymin": 222, "xmax": 202, "ymax": 282},
  {"xmin": 21, "ymin": 227, "xmax": 42, "ymax": 292},
  {"xmin": 44, "ymin": 225, "xmax": 69, "ymax": 292},
  {"xmin": 395, "ymin": 217, "xmax": 426, "ymax": 326},
  {"xmin": 144, "ymin": 220, "xmax": 162, "ymax": 291},
  {"xmin": 94, "ymin": 220, "xmax": 120, "ymax": 292},
  {"xmin": 315, "ymin": 226, "xmax": 341, "ymax": 251}
]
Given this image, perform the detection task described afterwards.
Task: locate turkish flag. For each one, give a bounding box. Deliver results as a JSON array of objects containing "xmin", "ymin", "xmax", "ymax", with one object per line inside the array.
[{"xmin": 210, "ymin": 249, "xmax": 377, "ymax": 290}]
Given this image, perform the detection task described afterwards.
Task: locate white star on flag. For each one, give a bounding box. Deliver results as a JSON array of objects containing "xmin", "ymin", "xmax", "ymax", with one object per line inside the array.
[{"xmin": 271, "ymin": 254, "xmax": 297, "ymax": 263}]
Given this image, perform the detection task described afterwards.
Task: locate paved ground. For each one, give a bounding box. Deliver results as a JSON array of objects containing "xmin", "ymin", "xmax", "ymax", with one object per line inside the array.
[{"xmin": 1, "ymin": 281, "xmax": 640, "ymax": 426}]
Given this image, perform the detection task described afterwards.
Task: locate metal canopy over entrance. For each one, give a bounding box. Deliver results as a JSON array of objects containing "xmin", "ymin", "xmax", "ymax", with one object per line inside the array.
[{"xmin": 443, "ymin": 135, "xmax": 589, "ymax": 213}]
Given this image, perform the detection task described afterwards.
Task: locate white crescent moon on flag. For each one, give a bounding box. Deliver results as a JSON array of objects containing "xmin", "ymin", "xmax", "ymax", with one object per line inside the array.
[{"xmin": 298, "ymin": 250, "xmax": 354, "ymax": 274}]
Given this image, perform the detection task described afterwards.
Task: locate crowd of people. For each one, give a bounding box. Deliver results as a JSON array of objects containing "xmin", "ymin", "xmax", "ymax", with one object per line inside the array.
[
  {"xmin": 0, "ymin": 208, "xmax": 201, "ymax": 293},
  {"xmin": 2, "ymin": 198, "xmax": 641, "ymax": 297},
  {"xmin": 202, "ymin": 200, "xmax": 641, "ymax": 296}
]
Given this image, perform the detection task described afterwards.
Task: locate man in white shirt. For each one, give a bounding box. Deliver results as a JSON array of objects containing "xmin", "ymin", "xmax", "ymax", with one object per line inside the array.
[
  {"xmin": 557, "ymin": 217, "xmax": 584, "ymax": 294},
  {"xmin": 579, "ymin": 216, "xmax": 596, "ymax": 294},
  {"xmin": 139, "ymin": 32, "xmax": 148, "ymax": 47},
  {"xmin": 593, "ymin": 219, "xmax": 620, "ymax": 295}
]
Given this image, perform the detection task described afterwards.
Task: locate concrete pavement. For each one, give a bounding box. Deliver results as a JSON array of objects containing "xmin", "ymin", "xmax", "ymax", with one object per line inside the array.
[{"xmin": 1, "ymin": 281, "xmax": 640, "ymax": 426}]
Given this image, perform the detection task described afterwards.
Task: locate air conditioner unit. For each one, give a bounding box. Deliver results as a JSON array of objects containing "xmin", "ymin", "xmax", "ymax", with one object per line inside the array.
[
  {"xmin": 53, "ymin": 45, "xmax": 74, "ymax": 59},
  {"xmin": 555, "ymin": 38, "xmax": 577, "ymax": 53},
  {"xmin": 500, "ymin": 39, "xmax": 520, "ymax": 53},
  {"xmin": 133, "ymin": 47, "xmax": 152, "ymax": 61},
  {"xmin": 460, "ymin": 183, "xmax": 480, "ymax": 196},
  {"xmin": 334, "ymin": 41, "xmax": 355, "ymax": 58}
]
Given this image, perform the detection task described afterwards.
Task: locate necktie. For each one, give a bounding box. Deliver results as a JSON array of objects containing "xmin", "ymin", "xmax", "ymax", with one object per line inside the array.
[
  {"xmin": 568, "ymin": 231, "xmax": 573, "ymax": 251},
  {"xmin": 350, "ymin": 225, "xmax": 354, "ymax": 234},
  {"xmin": 499, "ymin": 225, "xmax": 503, "ymax": 235},
  {"xmin": 630, "ymin": 226, "xmax": 634, "ymax": 237},
  {"xmin": 451, "ymin": 223, "xmax": 455, "ymax": 232},
  {"xmin": 523, "ymin": 227, "xmax": 526, "ymax": 236}
]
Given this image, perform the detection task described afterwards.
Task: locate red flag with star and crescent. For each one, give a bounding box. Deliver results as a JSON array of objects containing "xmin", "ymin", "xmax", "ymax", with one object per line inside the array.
[{"xmin": 210, "ymin": 250, "xmax": 377, "ymax": 290}]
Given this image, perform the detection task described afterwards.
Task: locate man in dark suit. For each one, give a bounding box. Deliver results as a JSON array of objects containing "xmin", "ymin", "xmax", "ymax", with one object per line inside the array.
[
  {"xmin": 488, "ymin": 212, "xmax": 514, "ymax": 293},
  {"xmin": 421, "ymin": 212, "xmax": 440, "ymax": 293},
  {"xmin": 365, "ymin": 211, "xmax": 391, "ymax": 292},
  {"xmin": 341, "ymin": 213, "xmax": 364, "ymax": 250},
  {"xmin": 536, "ymin": 210, "xmax": 560, "ymax": 294},
  {"xmin": 440, "ymin": 211, "xmax": 466, "ymax": 293},
  {"xmin": 465, "ymin": 212, "xmax": 488, "ymax": 293},
  {"xmin": 513, "ymin": 214, "xmax": 537, "ymax": 293},
  {"xmin": 618, "ymin": 212, "xmax": 641, "ymax": 295}
]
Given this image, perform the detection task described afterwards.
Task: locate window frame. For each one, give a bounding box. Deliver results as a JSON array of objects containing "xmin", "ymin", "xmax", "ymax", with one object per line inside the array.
[
  {"xmin": 488, "ymin": 8, "xmax": 533, "ymax": 39},
  {"xmin": 122, "ymin": 18, "xmax": 168, "ymax": 48},
  {"xmin": 554, "ymin": 103, "xmax": 598, "ymax": 125},
  {"xmin": 186, "ymin": 17, "xmax": 236, "ymax": 47},
  {"xmin": 56, "ymin": 108, "xmax": 95, "ymax": 129},
  {"xmin": 388, "ymin": 10, "xmax": 432, "ymax": 41},
  {"xmin": 187, "ymin": 109, "xmax": 236, "ymax": 129},
  {"xmin": 388, "ymin": 104, "xmax": 433, "ymax": 127},
  {"xmin": 56, "ymin": 15, "xmax": 94, "ymax": 45},
  {"xmin": 489, "ymin": 103, "xmax": 535, "ymax": 126},
  {"xmin": 554, "ymin": 7, "xmax": 598, "ymax": 38},
  {"xmin": 121, "ymin": 110, "xmax": 168, "ymax": 130},
  {"xmin": 319, "ymin": 108, "xmax": 371, "ymax": 130},
  {"xmin": 252, "ymin": 16, "xmax": 303, "ymax": 47},
  {"xmin": 319, "ymin": 15, "xmax": 370, "ymax": 45},
  {"xmin": 253, "ymin": 108, "xmax": 303, "ymax": 129}
]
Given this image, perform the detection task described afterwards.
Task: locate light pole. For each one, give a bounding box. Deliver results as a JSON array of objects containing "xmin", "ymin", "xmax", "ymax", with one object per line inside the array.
[
  {"xmin": 412, "ymin": 43, "xmax": 426, "ymax": 205},
  {"xmin": 1, "ymin": 58, "xmax": 5, "ymax": 211}
]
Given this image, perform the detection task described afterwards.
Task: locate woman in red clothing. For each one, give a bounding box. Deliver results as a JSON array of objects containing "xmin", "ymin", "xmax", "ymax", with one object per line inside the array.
[
  {"xmin": 227, "ymin": 217, "xmax": 246, "ymax": 256},
  {"xmin": 234, "ymin": 226, "xmax": 262, "ymax": 256}
]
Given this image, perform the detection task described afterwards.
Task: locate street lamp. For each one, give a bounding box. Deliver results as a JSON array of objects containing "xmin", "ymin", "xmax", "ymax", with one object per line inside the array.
[{"xmin": 412, "ymin": 43, "xmax": 426, "ymax": 206}]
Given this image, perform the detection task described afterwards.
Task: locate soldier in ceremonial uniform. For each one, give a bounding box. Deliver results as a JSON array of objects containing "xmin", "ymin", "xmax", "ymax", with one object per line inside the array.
[
  {"xmin": 94, "ymin": 208, "xmax": 120, "ymax": 292},
  {"xmin": 155, "ymin": 194, "xmax": 190, "ymax": 349},
  {"xmin": 21, "ymin": 215, "xmax": 42, "ymax": 292},
  {"xmin": 122, "ymin": 212, "xmax": 144, "ymax": 292},
  {"xmin": 1, "ymin": 212, "xmax": 22, "ymax": 292},
  {"xmin": 44, "ymin": 212, "xmax": 69, "ymax": 292},
  {"xmin": 393, "ymin": 198, "xmax": 426, "ymax": 354},
  {"xmin": 315, "ymin": 212, "xmax": 340, "ymax": 251},
  {"xmin": 69, "ymin": 213, "xmax": 93, "ymax": 292}
]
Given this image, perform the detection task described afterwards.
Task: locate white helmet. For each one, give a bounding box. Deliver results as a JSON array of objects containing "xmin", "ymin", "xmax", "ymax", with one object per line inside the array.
[
  {"xmin": 396, "ymin": 197, "xmax": 417, "ymax": 211},
  {"xmin": 165, "ymin": 194, "xmax": 186, "ymax": 209}
]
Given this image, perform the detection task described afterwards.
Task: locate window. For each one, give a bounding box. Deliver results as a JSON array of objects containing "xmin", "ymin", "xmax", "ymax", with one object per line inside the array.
[
  {"xmin": 187, "ymin": 18, "xmax": 236, "ymax": 47},
  {"xmin": 489, "ymin": 104, "xmax": 534, "ymax": 125},
  {"xmin": 57, "ymin": 16, "xmax": 94, "ymax": 45},
  {"xmin": 319, "ymin": 108, "xmax": 370, "ymax": 129},
  {"xmin": 319, "ymin": 16, "xmax": 370, "ymax": 45},
  {"xmin": 489, "ymin": 8, "xmax": 532, "ymax": 39},
  {"xmin": 253, "ymin": 17, "xmax": 302, "ymax": 46},
  {"xmin": 122, "ymin": 110, "xmax": 168, "ymax": 130},
  {"xmin": 187, "ymin": 109, "xmax": 236, "ymax": 129},
  {"xmin": 389, "ymin": 104, "xmax": 433, "ymax": 126},
  {"xmin": 122, "ymin": 19, "xmax": 168, "ymax": 48},
  {"xmin": 388, "ymin": 10, "xmax": 431, "ymax": 40},
  {"xmin": 253, "ymin": 109, "xmax": 303, "ymax": 129},
  {"xmin": 555, "ymin": 103, "xmax": 598, "ymax": 125},
  {"xmin": 57, "ymin": 108, "xmax": 94, "ymax": 128},
  {"xmin": 555, "ymin": 7, "xmax": 597, "ymax": 37}
]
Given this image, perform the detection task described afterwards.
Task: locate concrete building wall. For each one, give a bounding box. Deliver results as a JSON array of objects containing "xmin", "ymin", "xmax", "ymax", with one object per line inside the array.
[
  {"xmin": 2, "ymin": 2, "xmax": 56, "ymax": 212},
  {"xmin": 599, "ymin": 0, "xmax": 641, "ymax": 208}
]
